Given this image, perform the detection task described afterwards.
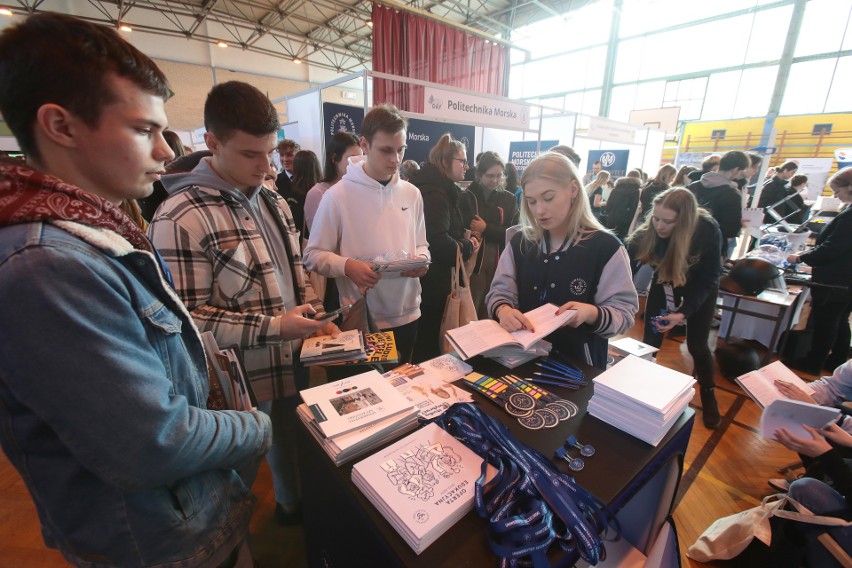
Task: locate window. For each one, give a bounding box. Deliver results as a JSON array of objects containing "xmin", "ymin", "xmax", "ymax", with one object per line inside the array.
[
  {"xmin": 781, "ymin": 59, "xmax": 836, "ymax": 115},
  {"xmin": 825, "ymin": 56, "xmax": 852, "ymax": 113},
  {"xmin": 663, "ymin": 77, "xmax": 707, "ymax": 120},
  {"xmin": 795, "ymin": 0, "xmax": 852, "ymax": 57}
]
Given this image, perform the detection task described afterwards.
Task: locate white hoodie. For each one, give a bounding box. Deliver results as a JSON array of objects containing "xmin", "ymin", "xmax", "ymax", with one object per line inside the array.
[{"xmin": 303, "ymin": 156, "xmax": 430, "ymax": 329}]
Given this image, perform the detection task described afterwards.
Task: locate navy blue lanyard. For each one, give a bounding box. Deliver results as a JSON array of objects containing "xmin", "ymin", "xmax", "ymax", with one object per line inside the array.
[{"xmin": 436, "ymin": 403, "xmax": 619, "ymax": 566}]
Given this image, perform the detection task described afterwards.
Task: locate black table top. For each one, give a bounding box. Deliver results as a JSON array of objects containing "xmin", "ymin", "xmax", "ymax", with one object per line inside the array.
[{"xmin": 297, "ymin": 355, "xmax": 695, "ymax": 567}]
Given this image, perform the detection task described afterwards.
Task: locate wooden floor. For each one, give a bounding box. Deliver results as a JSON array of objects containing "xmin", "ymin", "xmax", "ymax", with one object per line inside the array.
[{"xmin": 0, "ymin": 309, "xmax": 827, "ymax": 567}]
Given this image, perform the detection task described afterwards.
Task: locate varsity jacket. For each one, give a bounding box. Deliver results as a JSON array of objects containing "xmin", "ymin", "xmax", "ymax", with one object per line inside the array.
[
  {"xmin": 150, "ymin": 158, "xmax": 323, "ymax": 401},
  {"xmin": 486, "ymin": 229, "xmax": 638, "ymax": 369}
]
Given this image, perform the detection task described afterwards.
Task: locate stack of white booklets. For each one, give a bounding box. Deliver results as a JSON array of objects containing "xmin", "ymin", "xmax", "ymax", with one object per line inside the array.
[
  {"xmin": 298, "ymin": 370, "xmax": 418, "ymax": 465},
  {"xmin": 351, "ymin": 423, "xmax": 492, "ymax": 554},
  {"xmin": 588, "ymin": 355, "xmax": 695, "ymax": 446},
  {"xmin": 445, "ymin": 304, "xmax": 573, "ymax": 363}
]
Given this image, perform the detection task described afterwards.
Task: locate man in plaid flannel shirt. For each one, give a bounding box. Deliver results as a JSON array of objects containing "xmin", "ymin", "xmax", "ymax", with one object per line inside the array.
[{"xmin": 150, "ymin": 81, "xmax": 337, "ymax": 525}]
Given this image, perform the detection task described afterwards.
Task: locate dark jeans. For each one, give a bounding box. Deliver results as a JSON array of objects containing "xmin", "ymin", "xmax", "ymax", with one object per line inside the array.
[
  {"xmin": 643, "ymin": 283, "xmax": 718, "ymax": 389},
  {"xmin": 412, "ymin": 300, "xmax": 443, "ymax": 362},
  {"xmin": 806, "ymin": 290, "xmax": 852, "ymax": 369}
]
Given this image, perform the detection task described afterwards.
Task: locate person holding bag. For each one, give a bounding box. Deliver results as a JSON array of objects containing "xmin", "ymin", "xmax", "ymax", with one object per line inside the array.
[
  {"xmin": 413, "ymin": 133, "xmax": 481, "ymax": 361},
  {"xmin": 486, "ymin": 153, "xmax": 637, "ymax": 370}
]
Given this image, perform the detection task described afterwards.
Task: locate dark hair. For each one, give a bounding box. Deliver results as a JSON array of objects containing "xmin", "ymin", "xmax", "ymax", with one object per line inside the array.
[
  {"xmin": 548, "ymin": 145, "xmax": 581, "ymax": 167},
  {"xmin": 0, "ymin": 13, "xmax": 171, "ymax": 162},
  {"xmin": 747, "ymin": 152, "xmax": 762, "ymax": 168},
  {"xmin": 163, "ymin": 130, "xmax": 186, "ymax": 162},
  {"xmin": 292, "ymin": 150, "xmax": 321, "ymax": 198},
  {"xmin": 719, "ymin": 150, "xmax": 749, "ymax": 172},
  {"xmin": 476, "ymin": 151, "xmax": 504, "ymax": 179},
  {"xmin": 399, "ymin": 160, "xmax": 420, "ymax": 181},
  {"xmin": 204, "ymin": 81, "xmax": 279, "ymax": 141},
  {"xmin": 361, "ymin": 103, "xmax": 407, "ymax": 144},
  {"xmin": 323, "ymin": 131, "xmax": 359, "ymax": 183},
  {"xmin": 790, "ymin": 174, "xmax": 808, "ymax": 187},
  {"xmin": 701, "ymin": 155, "xmax": 721, "ymax": 172},
  {"xmin": 504, "ymin": 161, "xmax": 520, "ymax": 192},
  {"xmin": 779, "ymin": 160, "xmax": 799, "ymax": 173}
]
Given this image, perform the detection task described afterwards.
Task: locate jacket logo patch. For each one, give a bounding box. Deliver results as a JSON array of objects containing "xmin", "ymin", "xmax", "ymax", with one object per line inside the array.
[{"xmin": 570, "ymin": 278, "xmax": 587, "ymax": 295}]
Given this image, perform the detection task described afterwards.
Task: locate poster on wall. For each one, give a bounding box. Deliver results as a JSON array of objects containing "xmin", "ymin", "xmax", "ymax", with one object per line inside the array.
[
  {"xmin": 404, "ymin": 118, "xmax": 475, "ymax": 167},
  {"xmin": 835, "ymin": 148, "xmax": 852, "ymax": 169},
  {"xmin": 789, "ymin": 157, "xmax": 834, "ymax": 200},
  {"xmin": 587, "ymin": 149, "xmax": 630, "ymax": 179},
  {"xmin": 507, "ymin": 140, "xmax": 559, "ymax": 177},
  {"xmin": 322, "ymin": 102, "xmax": 364, "ymax": 138}
]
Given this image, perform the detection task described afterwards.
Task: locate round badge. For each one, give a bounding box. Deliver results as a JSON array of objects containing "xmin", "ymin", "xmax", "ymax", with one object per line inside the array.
[
  {"xmin": 537, "ymin": 408, "xmax": 559, "ymax": 429},
  {"xmin": 518, "ymin": 412, "xmax": 545, "ymax": 430},
  {"xmin": 545, "ymin": 402, "xmax": 571, "ymax": 421},
  {"xmin": 554, "ymin": 400, "xmax": 579, "ymax": 418},
  {"xmin": 508, "ymin": 392, "xmax": 536, "ymax": 411},
  {"xmin": 504, "ymin": 401, "xmax": 534, "ymax": 418},
  {"xmin": 578, "ymin": 444, "xmax": 596, "ymax": 457},
  {"xmin": 568, "ymin": 457, "xmax": 585, "ymax": 472}
]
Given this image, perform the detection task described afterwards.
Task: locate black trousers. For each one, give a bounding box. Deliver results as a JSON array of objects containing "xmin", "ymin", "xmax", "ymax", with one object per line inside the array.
[
  {"xmin": 643, "ymin": 283, "xmax": 718, "ymax": 389},
  {"xmin": 805, "ymin": 289, "xmax": 852, "ymax": 369}
]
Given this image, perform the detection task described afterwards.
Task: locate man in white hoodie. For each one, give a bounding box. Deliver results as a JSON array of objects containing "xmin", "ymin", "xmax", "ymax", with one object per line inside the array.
[{"xmin": 303, "ymin": 104, "xmax": 430, "ymax": 364}]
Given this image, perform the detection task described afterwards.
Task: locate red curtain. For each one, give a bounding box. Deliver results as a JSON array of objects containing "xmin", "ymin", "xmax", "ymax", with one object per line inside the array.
[{"xmin": 372, "ymin": 4, "xmax": 508, "ymax": 113}]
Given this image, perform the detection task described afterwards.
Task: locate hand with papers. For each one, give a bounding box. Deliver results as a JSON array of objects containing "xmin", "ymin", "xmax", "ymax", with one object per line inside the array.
[
  {"xmin": 774, "ymin": 423, "xmax": 835, "ymax": 458},
  {"xmin": 555, "ymin": 301, "xmax": 598, "ymax": 328}
]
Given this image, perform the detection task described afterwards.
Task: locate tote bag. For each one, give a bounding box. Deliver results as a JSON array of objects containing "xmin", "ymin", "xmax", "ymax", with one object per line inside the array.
[
  {"xmin": 687, "ymin": 493, "xmax": 852, "ymax": 562},
  {"xmin": 439, "ymin": 246, "xmax": 478, "ymax": 354}
]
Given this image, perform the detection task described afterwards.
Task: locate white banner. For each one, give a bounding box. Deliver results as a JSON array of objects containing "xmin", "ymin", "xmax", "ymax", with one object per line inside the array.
[
  {"xmin": 790, "ymin": 157, "xmax": 833, "ymax": 200},
  {"xmin": 423, "ymin": 86, "xmax": 531, "ymax": 130},
  {"xmin": 587, "ymin": 116, "xmax": 638, "ymax": 144}
]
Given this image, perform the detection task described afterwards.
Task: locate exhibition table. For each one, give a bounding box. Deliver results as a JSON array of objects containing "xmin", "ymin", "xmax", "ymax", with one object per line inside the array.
[
  {"xmin": 718, "ymin": 284, "xmax": 808, "ymax": 361},
  {"xmin": 296, "ymin": 356, "xmax": 694, "ymax": 567}
]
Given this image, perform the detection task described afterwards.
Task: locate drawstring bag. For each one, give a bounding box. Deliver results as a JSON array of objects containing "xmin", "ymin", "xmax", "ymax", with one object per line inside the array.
[
  {"xmin": 687, "ymin": 493, "xmax": 852, "ymax": 562},
  {"xmin": 439, "ymin": 245, "xmax": 477, "ymax": 354}
]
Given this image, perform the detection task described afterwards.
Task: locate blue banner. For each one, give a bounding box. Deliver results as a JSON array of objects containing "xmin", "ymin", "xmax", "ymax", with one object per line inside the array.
[
  {"xmin": 586, "ymin": 149, "xmax": 630, "ymax": 179},
  {"xmin": 404, "ymin": 118, "xmax": 476, "ymax": 167},
  {"xmin": 322, "ymin": 102, "xmax": 364, "ymax": 139},
  {"xmin": 507, "ymin": 140, "xmax": 559, "ymax": 177}
]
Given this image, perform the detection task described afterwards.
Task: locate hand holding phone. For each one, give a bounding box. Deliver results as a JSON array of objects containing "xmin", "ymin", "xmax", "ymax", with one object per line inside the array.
[{"xmin": 311, "ymin": 303, "xmax": 353, "ymax": 321}]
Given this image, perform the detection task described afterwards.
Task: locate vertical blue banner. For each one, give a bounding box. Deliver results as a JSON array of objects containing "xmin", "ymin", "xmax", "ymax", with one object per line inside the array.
[
  {"xmin": 322, "ymin": 102, "xmax": 364, "ymax": 138},
  {"xmin": 586, "ymin": 149, "xmax": 630, "ymax": 179},
  {"xmin": 507, "ymin": 140, "xmax": 559, "ymax": 177}
]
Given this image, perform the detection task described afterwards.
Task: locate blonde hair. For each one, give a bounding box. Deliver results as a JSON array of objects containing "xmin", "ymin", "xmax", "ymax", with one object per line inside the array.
[
  {"xmin": 429, "ymin": 133, "xmax": 466, "ymax": 179},
  {"xmin": 519, "ymin": 153, "xmax": 605, "ymax": 244},
  {"xmin": 627, "ymin": 187, "xmax": 704, "ymax": 287},
  {"xmin": 586, "ymin": 169, "xmax": 610, "ymax": 195}
]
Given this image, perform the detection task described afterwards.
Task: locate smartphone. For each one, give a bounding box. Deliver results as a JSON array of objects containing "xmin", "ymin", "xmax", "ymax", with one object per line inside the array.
[{"xmin": 311, "ymin": 303, "xmax": 353, "ymax": 321}]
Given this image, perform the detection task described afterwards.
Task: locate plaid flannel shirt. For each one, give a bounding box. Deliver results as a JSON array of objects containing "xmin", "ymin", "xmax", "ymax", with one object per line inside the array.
[{"xmin": 149, "ymin": 184, "xmax": 323, "ymax": 401}]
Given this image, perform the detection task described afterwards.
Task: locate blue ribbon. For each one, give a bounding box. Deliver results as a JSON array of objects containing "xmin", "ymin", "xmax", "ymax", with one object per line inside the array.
[{"xmin": 436, "ymin": 403, "xmax": 620, "ymax": 566}]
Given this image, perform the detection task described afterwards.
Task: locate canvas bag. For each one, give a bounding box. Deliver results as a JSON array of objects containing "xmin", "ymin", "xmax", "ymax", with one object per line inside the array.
[
  {"xmin": 688, "ymin": 493, "xmax": 852, "ymax": 562},
  {"xmin": 439, "ymin": 246, "xmax": 478, "ymax": 354}
]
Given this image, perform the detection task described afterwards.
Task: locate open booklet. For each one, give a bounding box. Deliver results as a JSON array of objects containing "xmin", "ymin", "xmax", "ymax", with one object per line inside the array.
[
  {"xmin": 761, "ymin": 399, "xmax": 840, "ymax": 440},
  {"xmin": 444, "ymin": 304, "xmax": 575, "ymax": 360},
  {"xmin": 735, "ymin": 360, "xmax": 816, "ymax": 409}
]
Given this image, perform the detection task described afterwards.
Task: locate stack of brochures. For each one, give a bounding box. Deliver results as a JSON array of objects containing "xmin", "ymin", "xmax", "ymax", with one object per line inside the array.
[
  {"xmin": 298, "ymin": 369, "xmax": 418, "ymax": 465},
  {"xmin": 444, "ymin": 304, "xmax": 574, "ymax": 364},
  {"xmin": 300, "ymin": 329, "xmax": 366, "ymax": 366},
  {"xmin": 328, "ymin": 331, "xmax": 399, "ymax": 367},
  {"xmin": 606, "ymin": 337, "xmax": 659, "ymax": 369},
  {"xmin": 351, "ymin": 423, "xmax": 493, "ymax": 554},
  {"xmin": 588, "ymin": 355, "xmax": 695, "ymax": 446}
]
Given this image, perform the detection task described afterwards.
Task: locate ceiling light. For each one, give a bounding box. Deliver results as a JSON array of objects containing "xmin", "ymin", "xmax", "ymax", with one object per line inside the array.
[
  {"xmin": 366, "ymin": 20, "xmax": 373, "ymax": 27},
  {"xmin": 0, "ymin": 8, "xmax": 13, "ymax": 16},
  {"xmin": 217, "ymin": 41, "xmax": 228, "ymax": 48},
  {"xmin": 293, "ymin": 57, "xmax": 302, "ymax": 64},
  {"xmin": 119, "ymin": 24, "xmax": 132, "ymax": 32}
]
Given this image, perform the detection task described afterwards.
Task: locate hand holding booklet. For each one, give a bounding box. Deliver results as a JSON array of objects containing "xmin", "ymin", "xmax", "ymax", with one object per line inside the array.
[
  {"xmin": 444, "ymin": 304, "xmax": 575, "ymax": 360},
  {"xmin": 735, "ymin": 361, "xmax": 815, "ymax": 409},
  {"xmin": 761, "ymin": 399, "xmax": 840, "ymax": 440}
]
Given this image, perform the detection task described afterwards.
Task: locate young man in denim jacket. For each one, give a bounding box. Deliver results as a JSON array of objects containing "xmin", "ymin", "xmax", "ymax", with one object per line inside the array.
[{"xmin": 0, "ymin": 14, "xmax": 271, "ymax": 567}]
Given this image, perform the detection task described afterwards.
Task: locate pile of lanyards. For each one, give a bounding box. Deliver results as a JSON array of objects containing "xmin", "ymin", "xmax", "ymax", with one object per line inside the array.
[{"xmin": 436, "ymin": 403, "xmax": 621, "ymax": 567}]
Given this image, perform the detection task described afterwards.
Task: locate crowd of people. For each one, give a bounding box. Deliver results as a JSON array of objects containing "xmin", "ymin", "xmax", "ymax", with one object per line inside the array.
[{"xmin": 0, "ymin": 12, "xmax": 850, "ymax": 568}]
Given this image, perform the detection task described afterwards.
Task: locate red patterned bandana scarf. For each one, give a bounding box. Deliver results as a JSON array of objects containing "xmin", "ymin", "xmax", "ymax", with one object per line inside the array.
[{"xmin": 0, "ymin": 160, "xmax": 152, "ymax": 253}]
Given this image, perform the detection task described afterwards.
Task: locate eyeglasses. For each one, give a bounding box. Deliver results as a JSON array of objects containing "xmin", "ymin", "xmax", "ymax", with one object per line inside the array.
[{"xmin": 452, "ymin": 158, "xmax": 469, "ymax": 167}]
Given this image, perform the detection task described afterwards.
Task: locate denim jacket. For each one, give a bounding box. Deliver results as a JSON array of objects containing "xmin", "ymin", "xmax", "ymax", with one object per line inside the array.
[{"xmin": 0, "ymin": 220, "xmax": 272, "ymax": 567}]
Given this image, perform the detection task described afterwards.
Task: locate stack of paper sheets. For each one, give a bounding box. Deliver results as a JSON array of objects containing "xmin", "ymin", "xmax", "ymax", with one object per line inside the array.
[
  {"xmin": 351, "ymin": 423, "xmax": 492, "ymax": 554},
  {"xmin": 300, "ymin": 329, "xmax": 366, "ymax": 365},
  {"xmin": 588, "ymin": 355, "xmax": 696, "ymax": 446}
]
